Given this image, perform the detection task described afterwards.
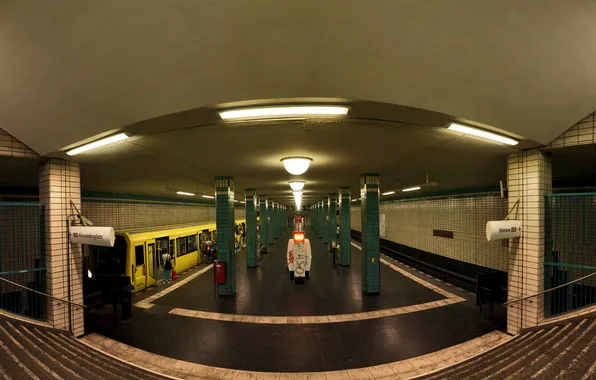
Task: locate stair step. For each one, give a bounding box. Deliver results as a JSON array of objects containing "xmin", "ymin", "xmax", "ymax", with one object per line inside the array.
[
  {"xmin": 0, "ymin": 316, "xmax": 167, "ymax": 380},
  {"xmin": 419, "ymin": 315, "xmax": 596, "ymax": 380}
]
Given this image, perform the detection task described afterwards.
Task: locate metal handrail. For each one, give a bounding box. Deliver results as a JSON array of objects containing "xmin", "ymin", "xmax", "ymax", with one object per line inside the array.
[
  {"xmin": 0, "ymin": 276, "xmax": 86, "ymax": 309},
  {"xmin": 504, "ymin": 270, "xmax": 596, "ymax": 306}
]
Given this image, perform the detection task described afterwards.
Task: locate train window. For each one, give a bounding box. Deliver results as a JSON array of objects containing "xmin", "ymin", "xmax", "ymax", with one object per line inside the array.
[
  {"xmin": 187, "ymin": 235, "xmax": 198, "ymax": 252},
  {"xmin": 170, "ymin": 240, "xmax": 175, "ymax": 256},
  {"xmin": 177, "ymin": 238, "xmax": 187, "ymax": 256},
  {"xmin": 135, "ymin": 245, "xmax": 144, "ymax": 265}
]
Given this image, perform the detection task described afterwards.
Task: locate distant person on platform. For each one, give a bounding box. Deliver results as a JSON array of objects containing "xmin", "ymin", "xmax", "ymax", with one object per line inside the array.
[{"xmin": 162, "ymin": 249, "xmax": 172, "ymax": 284}]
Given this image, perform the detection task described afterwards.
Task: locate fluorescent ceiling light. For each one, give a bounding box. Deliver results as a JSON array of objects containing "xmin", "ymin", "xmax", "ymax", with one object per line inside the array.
[
  {"xmin": 240, "ymin": 201, "xmax": 245, "ymax": 204},
  {"xmin": 289, "ymin": 181, "xmax": 305, "ymax": 191},
  {"xmin": 66, "ymin": 133, "xmax": 129, "ymax": 156},
  {"xmin": 447, "ymin": 123, "xmax": 518, "ymax": 146},
  {"xmin": 352, "ymin": 199, "xmax": 358, "ymax": 202},
  {"xmin": 202, "ymin": 195, "xmax": 215, "ymax": 199},
  {"xmin": 282, "ymin": 157, "xmax": 312, "ymax": 175},
  {"xmin": 176, "ymin": 191, "xmax": 195, "ymax": 196},
  {"xmin": 219, "ymin": 106, "xmax": 349, "ymax": 120},
  {"xmin": 382, "ymin": 191, "xmax": 395, "ymax": 196},
  {"xmin": 402, "ymin": 186, "xmax": 421, "ymax": 192}
]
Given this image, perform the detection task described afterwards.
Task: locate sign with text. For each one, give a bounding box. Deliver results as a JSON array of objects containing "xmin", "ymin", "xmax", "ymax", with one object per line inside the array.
[
  {"xmin": 486, "ymin": 220, "xmax": 521, "ymax": 241},
  {"xmin": 70, "ymin": 226, "xmax": 115, "ymax": 247}
]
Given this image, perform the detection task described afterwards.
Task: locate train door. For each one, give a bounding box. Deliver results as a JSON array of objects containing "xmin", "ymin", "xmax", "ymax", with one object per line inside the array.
[
  {"xmin": 133, "ymin": 245, "xmax": 146, "ymax": 291},
  {"xmin": 199, "ymin": 229, "xmax": 209, "ymax": 264},
  {"xmin": 169, "ymin": 239, "xmax": 176, "ymax": 267},
  {"xmin": 145, "ymin": 239, "xmax": 157, "ymax": 288}
]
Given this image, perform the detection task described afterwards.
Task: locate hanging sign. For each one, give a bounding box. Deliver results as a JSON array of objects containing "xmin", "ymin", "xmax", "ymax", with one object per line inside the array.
[
  {"xmin": 486, "ymin": 220, "xmax": 521, "ymax": 241},
  {"xmin": 69, "ymin": 226, "xmax": 116, "ymax": 247}
]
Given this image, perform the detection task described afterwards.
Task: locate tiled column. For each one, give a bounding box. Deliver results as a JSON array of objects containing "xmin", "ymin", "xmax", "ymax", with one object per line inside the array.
[
  {"xmin": 215, "ymin": 176, "xmax": 236, "ymax": 296},
  {"xmin": 312, "ymin": 204, "xmax": 317, "ymax": 233},
  {"xmin": 361, "ymin": 173, "xmax": 381, "ymax": 295},
  {"xmin": 259, "ymin": 196, "xmax": 268, "ymax": 253},
  {"xmin": 322, "ymin": 197, "xmax": 330, "ymax": 244},
  {"xmin": 328, "ymin": 194, "xmax": 337, "ymax": 246},
  {"xmin": 275, "ymin": 203, "xmax": 281, "ymax": 239},
  {"xmin": 268, "ymin": 201, "xmax": 275, "ymax": 245},
  {"xmin": 39, "ymin": 159, "xmax": 84, "ymax": 337},
  {"xmin": 245, "ymin": 189, "xmax": 258, "ymax": 268},
  {"xmin": 339, "ymin": 187, "xmax": 352, "ymax": 266},
  {"xmin": 507, "ymin": 149, "xmax": 552, "ymax": 334},
  {"xmin": 319, "ymin": 200, "xmax": 324, "ymax": 238}
]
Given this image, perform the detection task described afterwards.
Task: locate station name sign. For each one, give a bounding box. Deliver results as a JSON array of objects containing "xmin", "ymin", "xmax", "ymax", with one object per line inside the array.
[
  {"xmin": 486, "ymin": 220, "xmax": 521, "ymax": 241},
  {"xmin": 69, "ymin": 226, "xmax": 116, "ymax": 247}
]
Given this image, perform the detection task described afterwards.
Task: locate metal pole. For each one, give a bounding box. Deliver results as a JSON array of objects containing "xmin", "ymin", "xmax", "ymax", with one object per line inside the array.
[{"xmin": 66, "ymin": 220, "xmax": 72, "ymax": 335}]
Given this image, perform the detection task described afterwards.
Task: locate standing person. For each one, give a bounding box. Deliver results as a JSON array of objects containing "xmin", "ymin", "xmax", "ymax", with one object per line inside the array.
[{"xmin": 162, "ymin": 249, "xmax": 172, "ymax": 284}]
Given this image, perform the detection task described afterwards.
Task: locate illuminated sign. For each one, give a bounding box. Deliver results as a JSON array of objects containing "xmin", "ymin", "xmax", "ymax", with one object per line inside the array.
[{"xmin": 293, "ymin": 231, "xmax": 305, "ymax": 243}]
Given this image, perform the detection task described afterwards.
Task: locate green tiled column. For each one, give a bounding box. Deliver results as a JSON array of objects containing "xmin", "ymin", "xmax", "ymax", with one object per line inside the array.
[
  {"xmin": 312, "ymin": 203, "xmax": 317, "ymax": 233},
  {"xmin": 322, "ymin": 197, "xmax": 329, "ymax": 244},
  {"xmin": 318, "ymin": 200, "xmax": 324, "ymax": 238},
  {"xmin": 245, "ymin": 189, "xmax": 258, "ymax": 268},
  {"xmin": 339, "ymin": 187, "xmax": 351, "ymax": 266},
  {"xmin": 215, "ymin": 176, "xmax": 236, "ymax": 296},
  {"xmin": 271, "ymin": 201, "xmax": 278, "ymax": 239},
  {"xmin": 361, "ymin": 173, "xmax": 380, "ymax": 295},
  {"xmin": 268, "ymin": 201, "xmax": 274, "ymax": 245},
  {"xmin": 328, "ymin": 194, "xmax": 337, "ymax": 247},
  {"xmin": 277, "ymin": 202, "xmax": 281, "ymax": 237},
  {"xmin": 259, "ymin": 196, "xmax": 269, "ymax": 252}
]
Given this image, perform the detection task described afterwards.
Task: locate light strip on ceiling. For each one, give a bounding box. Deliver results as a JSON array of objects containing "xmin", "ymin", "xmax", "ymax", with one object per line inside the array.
[
  {"xmin": 202, "ymin": 195, "xmax": 215, "ymax": 199},
  {"xmin": 219, "ymin": 106, "xmax": 349, "ymax": 120},
  {"xmin": 176, "ymin": 191, "xmax": 195, "ymax": 196},
  {"xmin": 66, "ymin": 133, "xmax": 129, "ymax": 156},
  {"xmin": 402, "ymin": 186, "xmax": 421, "ymax": 192},
  {"xmin": 447, "ymin": 123, "xmax": 518, "ymax": 146},
  {"xmin": 382, "ymin": 191, "xmax": 395, "ymax": 196}
]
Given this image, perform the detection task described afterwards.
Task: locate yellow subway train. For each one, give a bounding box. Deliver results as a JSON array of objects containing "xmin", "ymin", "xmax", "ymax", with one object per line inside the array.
[{"xmin": 84, "ymin": 219, "xmax": 246, "ymax": 306}]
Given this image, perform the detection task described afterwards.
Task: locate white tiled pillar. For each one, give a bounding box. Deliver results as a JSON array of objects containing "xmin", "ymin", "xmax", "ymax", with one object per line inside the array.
[
  {"xmin": 39, "ymin": 159, "xmax": 84, "ymax": 337},
  {"xmin": 507, "ymin": 149, "xmax": 552, "ymax": 334}
]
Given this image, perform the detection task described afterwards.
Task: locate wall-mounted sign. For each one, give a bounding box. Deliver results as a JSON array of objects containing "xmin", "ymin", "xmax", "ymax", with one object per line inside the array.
[
  {"xmin": 486, "ymin": 220, "xmax": 521, "ymax": 241},
  {"xmin": 70, "ymin": 226, "xmax": 115, "ymax": 247}
]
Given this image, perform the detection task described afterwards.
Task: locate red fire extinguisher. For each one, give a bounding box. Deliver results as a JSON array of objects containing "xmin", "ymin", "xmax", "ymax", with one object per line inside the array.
[{"xmin": 215, "ymin": 261, "xmax": 226, "ymax": 284}]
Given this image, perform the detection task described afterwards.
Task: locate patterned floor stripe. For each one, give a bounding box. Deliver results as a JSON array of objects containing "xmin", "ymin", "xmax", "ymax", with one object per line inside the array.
[
  {"xmin": 81, "ymin": 330, "xmax": 512, "ymax": 380},
  {"xmin": 133, "ymin": 264, "xmax": 214, "ymax": 309}
]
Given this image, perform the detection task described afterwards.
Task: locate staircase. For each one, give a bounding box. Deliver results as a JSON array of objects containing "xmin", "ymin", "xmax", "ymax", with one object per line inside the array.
[
  {"xmin": 0, "ymin": 316, "xmax": 168, "ymax": 380},
  {"xmin": 419, "ymin": 312, "xmax": 596, "ymax": 380}
]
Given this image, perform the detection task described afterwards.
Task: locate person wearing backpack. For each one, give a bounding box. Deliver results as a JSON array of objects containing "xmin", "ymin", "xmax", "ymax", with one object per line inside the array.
[{"xmin": 163, "ymin": 250, "xmax": 173, "ymax": 284}]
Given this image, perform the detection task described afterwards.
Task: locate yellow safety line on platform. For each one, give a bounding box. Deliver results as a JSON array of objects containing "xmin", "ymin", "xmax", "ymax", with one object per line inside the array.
[
  {"xmin": 350, "ymin": 242, "xmax": 465, "ymax": 302},
  {"xmin": 133, "ymin": 264, "xmax": 214, "ymax": 309},
  {"xmin": 81, "ymin": 330, "xmax": 513, "ymax": 380},
  {"xmin": 165, "ymin": 242, "xmax": 465, "ymax": 324}
]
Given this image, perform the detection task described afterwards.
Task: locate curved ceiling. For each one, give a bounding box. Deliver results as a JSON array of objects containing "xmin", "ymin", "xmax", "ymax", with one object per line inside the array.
[{"xmin": 2, "ymin": 0, "xmax": 596, "ymax": 157}]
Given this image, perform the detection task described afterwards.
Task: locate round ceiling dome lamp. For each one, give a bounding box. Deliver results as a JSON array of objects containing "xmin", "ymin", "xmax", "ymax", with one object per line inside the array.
[
  {"xmin": 289, "ymin": 181, "xmax": 305, "ymax": 191},
  {"xmin": 281, "ymin": 157, "xmax": 312, "ymax": 176}
]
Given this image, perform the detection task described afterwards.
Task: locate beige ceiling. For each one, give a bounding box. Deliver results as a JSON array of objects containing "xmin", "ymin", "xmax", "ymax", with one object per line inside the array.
[
  {"xmin": 71, "ymin": 117, "xmax": 515, "ymax": 204},
  {"xmin": 1, "ymin": 1, "xmax": 595, "ymax": 204}
]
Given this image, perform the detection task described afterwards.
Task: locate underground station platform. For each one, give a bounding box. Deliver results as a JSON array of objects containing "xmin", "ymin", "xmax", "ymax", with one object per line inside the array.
[{"xmin": 84, "ymin": 227, "xmax": 500, "ymax": 375}]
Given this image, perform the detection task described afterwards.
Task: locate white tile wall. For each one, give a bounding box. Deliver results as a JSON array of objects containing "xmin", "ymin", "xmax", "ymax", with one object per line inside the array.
[
  {"xmin": 548, "ymin": 112, "xmax": 596, "ymax": 148},
  {"xmin": 39, "ymin": 159, "xmax": 84, "ymax": 337},
  {"xmin": 351, "ymin": 193, "xmax": 509, "ymax": 272},
  {"xmin": 0, "ymin": 128, "xmax": 38, "ymax": 158},
  {"xmin": 507, "ymin": 149, "xmax": 552, "ymax": 334},
  {"xmin": 81, "ymin": 200, "xmax": 245, "ymax": 230}
]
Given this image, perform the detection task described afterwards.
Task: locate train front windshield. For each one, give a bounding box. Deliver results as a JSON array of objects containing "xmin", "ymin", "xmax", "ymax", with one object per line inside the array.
[{"xmin": 94, "ymin": 236, "xmax": 127, "ymax": 276}]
